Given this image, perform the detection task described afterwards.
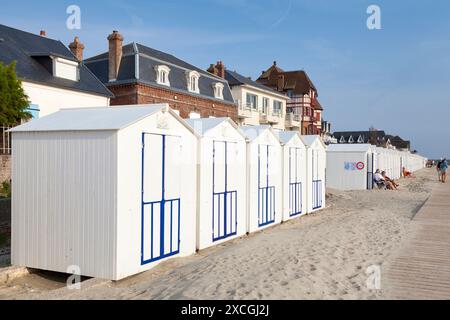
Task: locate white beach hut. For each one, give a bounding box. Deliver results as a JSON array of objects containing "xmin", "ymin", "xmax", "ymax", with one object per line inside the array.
[
  {"xmin": 302, "ymin": 135, "xmax": 327, "ymax": 213},
  {"xmin": 326, "ymin": 144, "xmax": 377, "ymax": 190},
  {"xmin": 10, "ymin": 104, "xmax": 199, "ymax": 280},
  {"xmin": 277, "ymin": 131, "xmax": 307, "ymax": 221},
  {"xmin": 186, "ymin": 118, "xmax": 247, "ymax": 250},
  {"xmin": 241, "ymin": 126, "xmax": 283, "ymax": 233}
]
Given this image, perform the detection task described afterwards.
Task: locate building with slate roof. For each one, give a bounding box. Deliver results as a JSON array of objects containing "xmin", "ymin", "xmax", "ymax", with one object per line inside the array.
[
  {"xmin": 207, "ymin": 63, "xmax": 289, "ymax": 130},
  {"xmin": 331, "ymin": 129, "xmax": 413, "ymax": 150},
  {"xmin": 256, "ymin": 61, "xmax": 324, "ymax": 135},
  {"xmin": 0, "ymin": 24, "xmax": 113, "ymax": 120},
  {"xmin": 84, "ymin": 31, "xmax": 237, "ymax": 121}
]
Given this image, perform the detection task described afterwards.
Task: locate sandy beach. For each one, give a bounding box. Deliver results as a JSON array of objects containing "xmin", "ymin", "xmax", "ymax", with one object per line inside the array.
[{"xmin": 0, "ymin": 168, "xmax": 437, "ymax": 300}]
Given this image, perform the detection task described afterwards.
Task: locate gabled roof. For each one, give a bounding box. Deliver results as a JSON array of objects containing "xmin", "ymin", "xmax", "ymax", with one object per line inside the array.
[
  {"xmin": 84, "ymin": 42, "xmax": 235, "ymax": 105},
  {"xmin": 224, "ymin": 69, "xmax": 288, "ymax": 99},
  {"xmin": 240, "ymin": 125, "xmax": 280, "ymax": 143},
  {"xmin": 277, "ymin": 131, "xmax": 303, "ymax": 145},
  {"xmin": 257, "ymin": 62, "xmax": 317, "ymax": 95},
  {"xmin": 10, "ymin": 104, "xmax": 186, "ymax": 132},
  {"xmin": 301, "ymin": 135, "xmax": 326, "ymax": 149},
  {"xmin": 185, "ymin": 117, "xmax": 246, "ymax": 139},
  {"xmin": 281, "ymin": 70, "xmax": 317, "ymax": 94},
  {"xmin": 0, "ymin": 24, "xmax": 113, "ymax": 98},
  {"xmin": 259, "ymin": 61, "xmax": 284, "ymax": 80}
]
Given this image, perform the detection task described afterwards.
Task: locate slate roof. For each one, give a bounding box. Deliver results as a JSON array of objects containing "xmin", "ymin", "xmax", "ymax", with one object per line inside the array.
[
  {"xmin": 85, "ymin": 43, "xmax": 235, "ymax": 105},
  {"xmin": 0, "ymin": 24, "xmax": 113, "ymax": 97},
  {"xmin": 224, "ymin": 69, "xmax": 288, "ymax": 98},
  {"xmin": 332, "ymin": 130, "xmax": 388, "ymax": 144},
  {"xmin": 385, "ymin": 135, "xmax": 411, "ymax": 150}
]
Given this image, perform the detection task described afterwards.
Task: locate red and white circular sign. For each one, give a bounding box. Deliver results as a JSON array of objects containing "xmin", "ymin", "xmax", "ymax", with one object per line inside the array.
[{"xmin": 356, "ymin": 162, "xmax": 365, "ymax": 170}]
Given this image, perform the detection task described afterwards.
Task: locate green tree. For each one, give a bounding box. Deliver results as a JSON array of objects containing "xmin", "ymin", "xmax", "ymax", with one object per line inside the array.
[{"xmin": 0, "ymin": 61, "xmax": 31, "ymax": 126}]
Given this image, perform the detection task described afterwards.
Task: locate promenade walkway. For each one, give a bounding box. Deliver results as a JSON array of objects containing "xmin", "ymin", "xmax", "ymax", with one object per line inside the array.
[{"xmin": 386, "ymin": 180, "xmax": 450, "ymax": 299}]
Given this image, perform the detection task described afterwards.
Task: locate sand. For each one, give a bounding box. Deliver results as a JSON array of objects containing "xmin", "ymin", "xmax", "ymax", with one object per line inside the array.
[{"xmin": 0, "ymin": 169, "xmax": 437, "ymax": 300}]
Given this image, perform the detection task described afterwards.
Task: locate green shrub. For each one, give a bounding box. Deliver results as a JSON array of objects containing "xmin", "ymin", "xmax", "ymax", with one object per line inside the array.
[{"xmin": 0, "ymin": 180, "xmax": 11, "ymax": 198}]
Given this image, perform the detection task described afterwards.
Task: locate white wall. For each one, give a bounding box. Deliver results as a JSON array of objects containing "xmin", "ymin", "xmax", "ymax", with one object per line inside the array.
[
  {"xmin": 115, "ymin": 111, "xmax": 198, "ymax": 280},
  {"xmin": 246, "ymin": 131, "xmax": 283, "ymax": 233},
  {"xmin": 327, "ymin": 152, "xmax": 368, "ymax": 190},
  {"xmin": 11, "ymin": 130, "xmax": 118, "ymax": 279},
  {"xmin": 22, "ymin": 81, "xmax": 110, "ymax": 117},
  {"xmin": 305, "ymin": 139, "xmax": 327, "ymax": 213},
  {"xmin": 196, "ymin": 122, "xmax": 247, "ymax": 250},
  {"xmin": 282, "ymin": 137, "xmax": 307, "ymax": 221}
]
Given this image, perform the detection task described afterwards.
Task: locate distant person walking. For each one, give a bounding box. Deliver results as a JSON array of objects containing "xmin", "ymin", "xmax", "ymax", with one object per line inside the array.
[
  {"xmin": 437, "ymin": 158, "xmax": 443, "ymax": 182},
  {"xmin": 439, "ymin": 158, "xmax": 448, "ymax": 183}
]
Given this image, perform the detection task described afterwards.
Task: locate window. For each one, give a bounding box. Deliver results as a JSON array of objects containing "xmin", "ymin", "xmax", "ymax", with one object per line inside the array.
[
  {"xmin": 246, "ymin": 93, "xmax": 258, "ymax": 110},
  {"xmin": 357, "ymin": 135, "xmax": 364, "ymax": 143},
  {"xmin": 273, "ymin": 100, "xmax": 282, "ymax": 116},
  {"xmin": 155, "ymin": 65, "xmax": 171, "ymax": 86},
  {"xmin": 340, "ymin": 136, "xmax": 346, "ymax": 143},
  {"xmin": 53, "ymin": 57, "xmax": 79, "ymax": 81},
  {"xmin": 212, "ymin": 82, "xmax": 224, "ymax": 100},
  {"xmin": 287, "ymin": 90, "xmax": 294, "ymax": 98},
  {"xmin": 262, "ymin": 97, "xmax": 269, "ymax": 114},
  {"xmin": 186, "ymin": 71, "xmax": 200, "ymax": 93},
  {"xmin": 348, "ymin": 136, "xmax": 354, "ymax": 143}
]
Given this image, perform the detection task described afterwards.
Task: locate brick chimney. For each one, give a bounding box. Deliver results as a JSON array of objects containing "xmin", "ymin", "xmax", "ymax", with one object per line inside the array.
[
  {"xmin": 207, "ymin": 61, "xmax": 225, "ymax": 78},
  {"xmin": 39, "ymin": 30, "xmax": 46, "ymax": 37},
  {"xmin": 107, "ymin": 30, "xmax": 124, "ymax": 82},
  {"xmin": 69, "ymin": 36, "xmax": 85, "ymax": 61},
  {"xmin": 277, "ymin": 74, "xmax": 285, "ymax": 91}
]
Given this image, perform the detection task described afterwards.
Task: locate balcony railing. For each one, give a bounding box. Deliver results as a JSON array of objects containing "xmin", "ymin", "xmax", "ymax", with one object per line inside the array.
[{"xmin": 237, "ymin": 101, "xmax": 255, "ymax": 118}]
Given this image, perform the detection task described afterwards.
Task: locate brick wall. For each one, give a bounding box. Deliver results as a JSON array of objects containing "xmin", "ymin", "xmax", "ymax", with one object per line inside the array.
[
  {"xmin": 109, "ymin": 83, "xmax": 238, "ymax": 122},
  {"xmin": 0, "ymin": 155, "xmax": 11, "ymax": 184}
]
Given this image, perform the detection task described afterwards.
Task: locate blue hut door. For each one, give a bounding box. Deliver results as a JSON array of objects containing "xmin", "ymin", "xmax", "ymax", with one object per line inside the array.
[
  {"xmin": 258, "ymin": 145, "xmax": 276, "ymax": 227},
  {"xmin": 141, "ymin": 133, "xmax": 182, "ymax": 265},
  {"xmin": 212, "ymin": 141, "xmax": 238, "ymax": 242},
  {"xmin": 289, "ymin": 147, "xmax": 302, "ymax": 216},
  {"xmin": 367, "ymin": 152, "xmax": 374, "ymax": 190},
  {"xmin": 312, "ymin": 150, "xmax": 323, "ymax": 210}
]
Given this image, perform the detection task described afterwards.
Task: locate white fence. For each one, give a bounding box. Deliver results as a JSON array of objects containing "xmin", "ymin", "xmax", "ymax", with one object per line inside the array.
[{"xmin": 0, "ymin": 126, "xmax": 12, "ymax": 155}]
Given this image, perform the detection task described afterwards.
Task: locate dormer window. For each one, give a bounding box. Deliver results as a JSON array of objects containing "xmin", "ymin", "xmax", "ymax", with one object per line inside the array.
[
  {"xmin": 155, "ymin": 65, "xmax": 171, "ymax": 86},
  {"xmin": 340, "ymin": 136, "xmax": 346, "ymax": 143},
  {"xmin": 53, "ymin": 57, "xmax": 79, "ymax": 81},
  {"xmin": 357, "ymin": 135, "xmax": 364, "ymax": 143},
  {"xmin": 186, "ymin": 71, "xmax": 200, "ymax": 94},
  {"xmin": 348, "ymin": 135, "xmax": 354, "ymax": 143},
  {"xmin": 212, "ymin": 82, "xmax": 224, "ymax": 100}
]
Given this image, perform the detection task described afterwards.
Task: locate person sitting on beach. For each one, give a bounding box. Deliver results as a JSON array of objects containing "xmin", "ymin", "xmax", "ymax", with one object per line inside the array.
[
  {"xmin": 403, "ymin": 167, "xmax": 414, "ymax": 178},
  {"xmin": 373, "ymin": 170, "xmax": 387, "ymax": 189},
  {"xmin": 439, "ymin": 158, "xmax": 448, "ymax": 183},
  {"xmin": 382, "ymin": 171, "xmax": 398, "ymax": 190}
]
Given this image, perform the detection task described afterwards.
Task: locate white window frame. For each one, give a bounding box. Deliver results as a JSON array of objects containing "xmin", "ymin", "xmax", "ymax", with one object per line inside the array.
[
  {"xmin": 155, "ymin": 65, "xmax": 171, "ymax": 86},
  {"xmin": 52, "ymin": 57, "xmax": 80, "ymax": 82},
  {"xmin": 262, "ymin": 97, "xmax": 269, "ymax": 114},
  {"xmin": 272, "ymin": 100, "xmax": 282, "ymax": 116},
  {"xmin": 186, "ymin": 70, "xmax": 200, "ymax": 94},
  {"xmin": 340, "ymin": 136, "xmax": 346, "ymax": 143},
  {"xmin": 212, "ymin": 82, "xmax": 224, "ymax": 100},
  {"xmin": 348, "ymin": 135, "xmax": 354, "ymax": 143}
]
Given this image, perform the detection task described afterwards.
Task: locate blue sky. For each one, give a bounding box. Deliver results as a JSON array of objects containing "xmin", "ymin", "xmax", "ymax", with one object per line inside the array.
[{"xmin": 1, "ymin": 0, "xmax": 449, "ymax": 158}]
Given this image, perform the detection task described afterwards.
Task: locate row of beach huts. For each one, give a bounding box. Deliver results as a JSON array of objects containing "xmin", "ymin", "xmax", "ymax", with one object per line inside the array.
[{"xmin": 9, "ymin": 104, "xmax": 426, "ymax": 280}]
